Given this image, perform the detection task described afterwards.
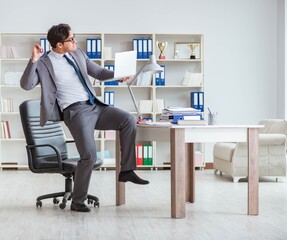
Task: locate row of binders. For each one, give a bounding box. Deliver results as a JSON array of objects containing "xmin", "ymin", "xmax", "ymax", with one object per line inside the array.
[
  {"xmin": 40, "ymin": 38, "xmax": 51, "ymax": 54},
  {"xmin": 1, "ymin": 120, "xmax": 11, "ymax": 139},
  {"xmin": 155, "ymin": 65, "xmax": 166, "ymax": 86},
  {"xmin": 136, "ymin": 143, "xmax": 153, "ymax": 166},
  {"xmin": 133, "ymin": 38, "xmax": 152, "ymax": 59},
  {"xmin": 191, "ymin": 91, "xmax": 204, "ymax": 112},
  {"xmin": 39, "ymin": 37, "xmax": 152, "ymax": 59},
  {"xmin": 104, "ymin": 65, "xmax": 118, "ymax": 85},
  {"xmin": 41, "ymin": 37, "xmax": 102, "ymax": 59},
  {"xmin": 86, "ymin": 38, "xmax": 102, "ymax": 59},
  {"xmin": 104, "ymin": 91, "xmax": 115, "ymax": 106}
]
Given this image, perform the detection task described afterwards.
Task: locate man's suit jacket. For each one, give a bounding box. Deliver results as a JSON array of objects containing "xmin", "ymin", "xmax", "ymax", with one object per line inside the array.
[{"xmin": 20, "ymin": 48, "xmax": 113, "ymax": 127}]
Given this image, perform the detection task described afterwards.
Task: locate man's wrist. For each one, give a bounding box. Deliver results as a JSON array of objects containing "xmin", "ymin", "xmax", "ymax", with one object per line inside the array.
[{"xmin": 31, "ymin": 57, "xmax": 38, "ymax": 63}]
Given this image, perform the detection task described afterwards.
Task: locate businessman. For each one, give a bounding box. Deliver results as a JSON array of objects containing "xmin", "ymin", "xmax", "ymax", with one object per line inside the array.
[{"xmin": 20, "ymin": 23, "xmax": 149, "ymax": 212}]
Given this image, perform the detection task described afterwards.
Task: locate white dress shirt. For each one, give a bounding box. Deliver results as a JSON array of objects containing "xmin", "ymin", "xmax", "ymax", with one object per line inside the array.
[{"xmin": 48, "ymin": 49, "xmax": 89, "ymax": 110}]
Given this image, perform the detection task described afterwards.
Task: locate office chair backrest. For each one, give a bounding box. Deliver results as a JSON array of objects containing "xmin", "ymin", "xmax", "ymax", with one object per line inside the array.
[{"xmin": 19, "ymin": 100, "xmax": 68, "ymax": 170}]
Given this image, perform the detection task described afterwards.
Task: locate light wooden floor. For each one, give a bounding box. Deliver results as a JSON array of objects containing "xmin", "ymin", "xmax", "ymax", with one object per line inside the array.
[{"xmin": 0, "ymin": 169, "xmax": 287, "ymax": 240}]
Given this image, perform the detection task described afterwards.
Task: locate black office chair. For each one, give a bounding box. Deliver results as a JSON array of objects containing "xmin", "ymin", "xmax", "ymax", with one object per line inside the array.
[{"xmin": 19, "ymin": 100, "xmax": 103, "ymax": 209}]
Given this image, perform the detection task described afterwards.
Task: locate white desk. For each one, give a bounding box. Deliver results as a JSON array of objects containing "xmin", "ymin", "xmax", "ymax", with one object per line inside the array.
[{"xmin": 115, "ymin": 124, "xmax": 263, "ymax": 219}]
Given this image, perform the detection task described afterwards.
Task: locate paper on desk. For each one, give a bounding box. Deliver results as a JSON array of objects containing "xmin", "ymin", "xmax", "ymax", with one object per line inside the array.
[
  {"xmin": 162, "ymin": 107, "xmax": 200, "ymax": 114},
  {"xmin": 138, "ymin": 121, "xmax": 172, "ymax": 125}
]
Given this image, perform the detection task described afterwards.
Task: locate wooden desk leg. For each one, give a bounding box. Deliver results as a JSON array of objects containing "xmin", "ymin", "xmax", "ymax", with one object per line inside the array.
[
  {"xmin": 116, "ymin": 131, "xmax": 125, "ymax": 205},
  {"xmin": 247, "ymin": 128, "xmax": 259, "ymax": 215},
  {"xmin": 185, "ymin": 143, "xmax": 195, "ymax": 203},
  {"xmin": 171, "ymin": 128, "xmax": 186, "ymax": 219}
]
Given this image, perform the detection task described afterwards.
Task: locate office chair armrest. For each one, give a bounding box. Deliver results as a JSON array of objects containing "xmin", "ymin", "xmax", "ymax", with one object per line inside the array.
[{"xmin": 26, "ymin": 144, "xmax": 63, "ymax": 173}]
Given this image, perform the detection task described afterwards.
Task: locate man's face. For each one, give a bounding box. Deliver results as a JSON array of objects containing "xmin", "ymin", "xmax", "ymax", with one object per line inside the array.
[
  {"xmin": 56, "ymin": 31, "xmax": 77, "ymax": 53},
  {"xmin": 62, "ymin": 32, "xmax": 77, "ymax": 52}
]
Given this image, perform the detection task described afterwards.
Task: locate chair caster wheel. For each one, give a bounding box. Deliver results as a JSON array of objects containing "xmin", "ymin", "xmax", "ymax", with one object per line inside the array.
[
  {"xmin": 59, "ymin": 203, "xmax": 66, "ymax": 209},
  {"xmin": 94, "ymin": 201, "xmax": 99, "ymax": 208},
  {"xmin": 36, "ymin": 201, "xmax": 42, "ymax": 207},
  {"xmin": 87, "ymin": 199, "xmax": 93, "ymax": 204},
  {"xmin": 53, "ymin": 198, "xmax": 60, "ymax": 204}
]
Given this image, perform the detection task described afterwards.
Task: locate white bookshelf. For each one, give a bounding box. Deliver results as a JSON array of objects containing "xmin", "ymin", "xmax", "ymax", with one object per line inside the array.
[{"xmin": 0, "ymin": 32, "xmax": 205, "ymax": 169}]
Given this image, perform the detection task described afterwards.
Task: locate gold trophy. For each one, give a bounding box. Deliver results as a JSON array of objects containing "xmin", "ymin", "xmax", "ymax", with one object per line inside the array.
[
  {"xmin": 157, "ymin": 41, "xmax": 168, "ymax": 59},
  {"xmin": 188, "ymin": 42, "xmax": 200, "ymax": 59}
]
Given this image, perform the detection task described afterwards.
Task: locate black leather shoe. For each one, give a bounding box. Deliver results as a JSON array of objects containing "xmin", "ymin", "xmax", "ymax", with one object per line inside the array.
[
  {"xmin": 70, "ymin": 202, "xmax": 91, "ymax": 212},
  {"xmin": 119, "ymin": 170, "xmax": 149, "ymax": 185}
]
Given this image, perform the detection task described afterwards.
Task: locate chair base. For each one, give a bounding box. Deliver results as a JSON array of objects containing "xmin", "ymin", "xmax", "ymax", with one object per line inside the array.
[
  {"xmin": 36, "ymin": 192, "xmax": 99, "ymax": 209},
  {"xmin": 35, "ymin": 175, "xmax": 99, "ymax": 209}
]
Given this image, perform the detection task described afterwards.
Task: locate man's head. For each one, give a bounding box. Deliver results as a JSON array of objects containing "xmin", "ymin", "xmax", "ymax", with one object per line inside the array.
[{"xmin": 47, "ymin": 23, "xmax": 77, "ymax": 53}]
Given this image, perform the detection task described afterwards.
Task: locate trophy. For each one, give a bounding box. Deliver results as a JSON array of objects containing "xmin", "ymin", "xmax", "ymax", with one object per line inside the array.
[
  {"xmin": 188, "ymin": 42, "xmax": 200, "ymax": 59},
  {"xmin": 157, "ymin": 41, "xmax": 168, "ymax": 59}
]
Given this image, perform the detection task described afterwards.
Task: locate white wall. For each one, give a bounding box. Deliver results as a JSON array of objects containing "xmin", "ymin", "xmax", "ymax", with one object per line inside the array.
[
  {"xmin": 285, "ymin": 0, "xmax": 287, "ymax": 119},
  {"xmin": 278, "ymin": 0, "xmax": 285, "ymax": 118},
  {"xmin": 286, "ymin": 0, "xmax": 287, "ymax": 119},
  {"xmin": 0, "ymin": 0, "xmax": 280, "ymax": 162}
]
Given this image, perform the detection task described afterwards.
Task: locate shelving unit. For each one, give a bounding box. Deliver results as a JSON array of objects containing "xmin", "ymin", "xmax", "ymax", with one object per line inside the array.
[{"xmin": 0, "ymin": 32, "xmax": 205, "ymax": 170}]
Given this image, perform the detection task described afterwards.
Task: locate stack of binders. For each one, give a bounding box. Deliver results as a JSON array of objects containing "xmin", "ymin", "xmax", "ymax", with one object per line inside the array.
[{"xmin": 160, "ymin": 107, "xmax": 206, "ymax": 125}]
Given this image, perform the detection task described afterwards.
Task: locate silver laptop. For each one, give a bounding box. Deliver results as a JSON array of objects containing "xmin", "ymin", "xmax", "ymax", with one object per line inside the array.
[{"xmin": 103, "ymin": 50, "xmax": 137, "ymax": 82}]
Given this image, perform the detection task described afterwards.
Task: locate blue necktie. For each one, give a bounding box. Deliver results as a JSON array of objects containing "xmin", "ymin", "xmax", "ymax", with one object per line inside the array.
[{"xmin": 63, "ymin": 54, "xmax": 95, "ymax": 105}]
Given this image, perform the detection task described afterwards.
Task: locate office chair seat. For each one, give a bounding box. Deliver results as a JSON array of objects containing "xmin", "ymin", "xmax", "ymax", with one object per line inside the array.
[
  {"xmin": 34, "ymin": 157, "xmax": 102, "ymax": 173},
  {"xmin": 19, "ymin": 100, "xmax": 103, "ymax": 209}
]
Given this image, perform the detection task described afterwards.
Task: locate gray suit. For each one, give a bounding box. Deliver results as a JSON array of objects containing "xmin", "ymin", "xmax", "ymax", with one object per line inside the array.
[{"xmin": 20, "ymin": 48, "xmax": 137, "ymax": 204}]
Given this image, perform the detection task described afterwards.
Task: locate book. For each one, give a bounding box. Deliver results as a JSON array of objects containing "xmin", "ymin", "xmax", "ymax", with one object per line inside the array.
[
  {"xmin": 153, "ymin": 99, "xmax": 165, "ymax": 113},
  {"xmin": 139, "ymin": 100, "xmax": 153, "ymax": 113},
  {"xmin": 0, "ymin": 97, "xmax": 14, "ymax": 112},
  {"xmin": 182, "ymin": 72, "xmax": 203, "ymax": 87},
  {"xmin": 160, "ymin": 113, "xmax": 202, "ymax": 120},
  {"xmin": 1, "ymin": 120, "xmax": 11, "ymax": 138},
  {"xmin": 136, "ymin": 144, "xmax": 143, "ymax": 165}
]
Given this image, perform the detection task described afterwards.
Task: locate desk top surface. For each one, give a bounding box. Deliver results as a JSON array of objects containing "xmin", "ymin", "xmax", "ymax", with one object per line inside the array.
[{"xmin": 137, "ymin": 123, "xmax": 264, "ymax": 129}]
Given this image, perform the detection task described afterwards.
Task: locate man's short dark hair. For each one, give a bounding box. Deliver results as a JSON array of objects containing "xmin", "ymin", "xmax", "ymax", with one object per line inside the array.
[{"xmin": 47, "ymin": 23, "xmax": 71, "ymax": 48}]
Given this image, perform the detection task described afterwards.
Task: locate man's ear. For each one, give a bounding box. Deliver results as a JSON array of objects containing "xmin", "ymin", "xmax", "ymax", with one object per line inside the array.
[{"xmin": 56, "ymin": 42, "xmax": 63, "ymax": 49}]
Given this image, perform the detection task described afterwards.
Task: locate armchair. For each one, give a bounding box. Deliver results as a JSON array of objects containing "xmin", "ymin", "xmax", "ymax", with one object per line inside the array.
[
  {"xmin": 213, "ymin": 119, "xmax": 287, "ymax": 182},
  {"xmin": 19, "ymin": 100, "xmax": 103, "ymax": 209}
]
